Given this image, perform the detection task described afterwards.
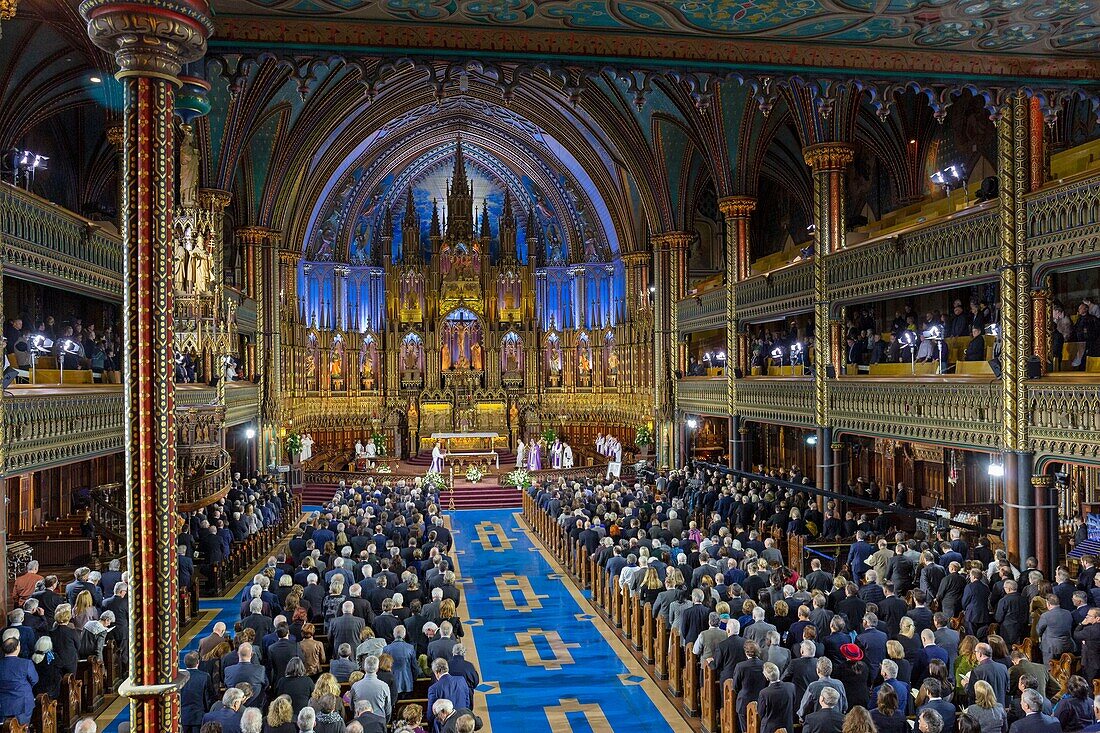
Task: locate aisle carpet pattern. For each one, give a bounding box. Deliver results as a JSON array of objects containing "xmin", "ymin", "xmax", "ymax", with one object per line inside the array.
[{"xmin": 453, "ymin": 508, "xmax": 679, "ymax": 733}]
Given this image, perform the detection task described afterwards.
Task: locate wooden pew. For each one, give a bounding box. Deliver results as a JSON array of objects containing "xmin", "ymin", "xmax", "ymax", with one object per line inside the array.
[
  {"xmin": 642, "ymin": 603, "xmax": 655, "ymax": 664},
  {"xmin": 620, "ymin": 584, "xmax": 632, "ymax": 638},
  {"xmin": 58, "ymin": 673, "xmax": 83, "ymax": 732},
  {"xmin": 668, "ymin": 627, "xmax": 684, "ymax": 697},
  {"xmin": 78, "ymin": 654, "xmax": 106, "ymax": 712},
  {"xmin": 0, "ymin": 719, "xmax": 28, "ymax": 733},
  {"xmin": 655, "ymin": 615, "xmax": 669, "ymax": 679},
  {"xmin": 683, "ymin": 646, "xmax": 700, "ymax": 716},
  {"xmin": 631, "ymin": 594, "xmax": 643, "ymax": 650},
  {"xmin": 701, "ymin": 663, "xmax": 719, "ymax": 732},
  {"xmin": 102, "ymin": 639, "xmax": 118, "ymax": 691},
  {"xmin": 721, "ymin": 679, "xmax": 737, "ymax": 733},
  {"xmin": 32, "ymin": 693, "xmax": 58, "ymax": 733},
  {"xmin": 746, "ymin": 700, "xmax": 760, "ymax": 733}
]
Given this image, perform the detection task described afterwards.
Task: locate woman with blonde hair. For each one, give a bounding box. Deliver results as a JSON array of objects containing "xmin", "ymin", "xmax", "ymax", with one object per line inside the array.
[
  {"xmin": 439, "ymin": 598, "xmax": 464, "ymax": 638},
  {"xmin": 72, "ymin": 589, "xmax": 99, "ymax": 628},
  {"xmin": 640, "ymin": 566, "xmax": 663, "ymax": 606},
  {"xmin": 308, "ymin": 672, "xmax": 341, "ymax": 709},
  {"xmin": 841, "ymin": 706, "xmax": 876, "ymax": 733},
  {"xmin": 395, "ymin": 703, "xmax": 427, "ymax": 733},
  {"xmin": 48, "ymin": 603, "xmax": 82, "ymax": 675},
  {"xmin": 964, "ymin": 679, "xmax": 1007, "ymax": 733},
  {"xmin": 885, "ymin": 639, "xmax": 912, "ymax": 686},
  {"xmin": 263, "ymin": 694, "xmax": 297, "ymax": 733}
]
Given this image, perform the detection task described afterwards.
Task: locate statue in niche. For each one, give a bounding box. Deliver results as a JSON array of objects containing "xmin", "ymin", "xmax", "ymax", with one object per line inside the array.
[
  {"xmin": 402, "ymin": 340, "xmax": 421, "ymax": 371},
  {"xmin": 504, "ymin": 341, "xmax": 520, "ymax": 373},
  {"xmin": 503, "ymin": 287, "xmax": 516, "ymax": 311},
  {"xmin": 471, "ymin": 341, "xmax": 483, "ymax": 370},
  {"xmin": 189, "ymin": 234, "xmax": 210, "ymax": 293},
  {"xmin": 607, "ymin": 349, "xmax": 619, "ymax": 374},
  {"xmin": 579, "ymin": 349, "xmax": 591, "ymax": 373},
  {"xmin": 179, "ymin": 126, "xmax": 199, "ymax": 206},
  {"xmin": 549, "ymin": 344, "xmax": 562, "ymax": 375},
  {"xmin": 403, "ymin": 286, "xmax": 419, "ymax": 312},
  {"xmin": 174, "ymin": 228, "xmax": 192, "ymax": 292},
  {"xmin": 442, "ymin": 342, "xmax": 453, "ymax": 371},
  {"xmin": 546, "ymin": 225, "xmax": 563, "ymax": 262},
  {"xmin": 582, "ymin": 225, "xmax": 599, "ymax": 262}
]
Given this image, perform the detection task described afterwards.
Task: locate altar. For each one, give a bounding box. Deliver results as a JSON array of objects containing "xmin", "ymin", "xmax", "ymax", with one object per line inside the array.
[{"xmin": 429, "ymin": 431, "xmax": 504, "ymax": 468}]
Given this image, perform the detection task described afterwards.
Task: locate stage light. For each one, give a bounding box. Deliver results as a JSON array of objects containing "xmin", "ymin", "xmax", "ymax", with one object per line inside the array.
[
  {"xmin": 686, "ymin": 419, "xmax": 698, "ymax": 429},
  {"xmin": 90, "ymin": 76, "xmax": 102, "ymax": 84},
  {"xmin": 805, "ymin": 435, "xmax": 819, "ymax": 446},
  {"xmin": 245, "ymin": 427, "xmax": 256, "ymax": 440},
  {"xmin": 716, "ymin": 352, "xmax": 726, "ymax": 361},
  {"xmin": 649, "ymin": 286, "xmax": 656, "ymax": 293},
  {"xmin": 987, "ymin": 462, "xmax": 1004, "ymax": 478}
]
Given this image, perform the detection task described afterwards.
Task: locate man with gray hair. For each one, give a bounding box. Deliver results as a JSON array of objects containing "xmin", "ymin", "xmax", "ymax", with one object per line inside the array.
[
  {"xmin": 239, "ymin": 707, "xmax": 263, "ymax": 733},
  {"xmin": 964, "ymin": 641, "xmax": 1009, "ymax": 706},
  {"xmin": 73, "ymin": 719, "xmax": 98, "ymax": 733},
  {"xmin": 352, "ymin": 699, "xmax": 386, "ymax": 733},
  {"xmin": 350, "ymin": 655, "xmax": 391, "ymax": 719},
  {"xmin": 202, "ymin": 687, "xmax": 245, "ymax": 732},
  {"xmin": 758, "ymin": 661, "xmax": 796, "ymax": 733},
  {"xmin": 1011, "ymin": 689, "xmax": 1061, "ymax": 733},
  {"xmin": 330, "ymin": 599, "xmax": 366, "ymax": 655},
  {"xmin": 693, "ymin": 612, "xmax": 726, "ymax": 668},
  {"xmin": 803, "ymin": 686, "xmax": 844, "ymax": 733},
  {"xmin": 296, "ymin": 706, "xmax": 316, "ymax": 733},
  {"xmin": 428, "ymin": 657, "xmax": 472, "ymax": 725},
  {"xmin": 799, "ymin": 656, "xmax": 848, "ymax": 719},
  {"xmin": 428, "ymin": 620, "xmax": 457, "ymax": 663}
]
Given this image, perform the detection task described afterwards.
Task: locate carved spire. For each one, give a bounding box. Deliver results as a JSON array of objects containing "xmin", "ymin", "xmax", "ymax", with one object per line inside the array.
[
  {"xmin": 480, "ymin": 199, "xmax": 490, "ymax": 239},
  {"xmin": 403, "ymin": 188, "xmax": 417, "ymax": 228},
  {"xmin": 430, "ymin": 198, "xmax": 441, "ymax": 238},
  {"xmin": 499, "ymin": 189, "xmax": 517, "ymax": 258},
  {"xmin": 402, "ymin": 189, "xmax": 420, "ymax": 259},
  {"xmin": 450, "ymin": 134, "xmax": 470, "ymax": 197}
]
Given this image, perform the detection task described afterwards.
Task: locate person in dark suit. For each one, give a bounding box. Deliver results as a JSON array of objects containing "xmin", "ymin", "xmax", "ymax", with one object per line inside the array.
[
  {"xmin": 1009, "ymin": 689, "xmax": 1063, "ymax": 733},
  {"xmin": 962, "ymin": 570, "xmax": 992, "ymax": 635},
  {"xmin": 937, "ymin": 563, "xmax": 967, "ymax": 617},
  {"xmin": 803, "ymin": 686, "xmax": 846, "ymax": 733},
  {"xmin": 994, "ymin": 580, "xmax": 1029, "ymax": 647},
  {"xmin": 202, "ymin": 687, "xmax": 245, "ymax": 733},
  {"xmin": 783, "ymin": 640, "xmax": 820, "ymax": 704},
  {"xmin": 731, "ymin": 641, "xmax": 768, "ymax": 733},
  {"xmin": 836, "ymin": 584, "xmax": 867, "ymax": 630},
  {"xmin": 680, "ymin": 590, "xmax": 712, "ymax": 645},
  {"xmin": 266, "ymin": 625, "xmax": 301, "ymax": 684},
  {"xmin": 964, "ymin": 327, "xmax": 987, "ymax": 362},
  {"xmin": 240, "ymin": 600, "xmax": 275, "ymax": 639},
  {"xmin": 711, "ymin": 625, "xmax": 747, "ymax": 687},
  {"xmin": 0, "ymin": 636, "xmax": 37, "ymax": 726},
  {"xmin": 856, "ymin": 613, "xmax": 889, "ymax": 673},
  {"xmin": 351, "ymin": 699, "xmax": 387, "ymax": 733},
  {"xmin": 917, "ymin": 679, "xmax": 957, "ymax": 733},
  {"xmin": 758, "ymin": 662, "xmax": 796, "ymax": 733},
  {"xmin": 222, "ymin": 642, "xmax": 267, "ymax": 708},
  {"xmin": 878, "ymin": 583, "xmax": 909, "ymax": 638},
  {"xmin": 846, "ymin": 533, "xmax": 874, "ymax": 580},
  {"xmin": 1036, "ymin": 594, "xmax": 1076, "ymax": 664},
  {"xmin": 966, "ymin": 643, "xmax": 1010, "ymax": 706},
  {"xmin": 180, "ymin": 652, "xmax": 213, "ymax": 733},
  {"xmin": 1073, "ymin": 607, "xmax": 1100, "ymax": 683}
]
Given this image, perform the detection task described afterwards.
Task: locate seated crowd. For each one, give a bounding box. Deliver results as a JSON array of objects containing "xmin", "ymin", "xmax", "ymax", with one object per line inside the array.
[
  {"xmin": 181, "ymin": 477, "xmax": 483, "ymax": 733},
  {"xmin": 530, "ymin": 462, "xmax": 1100, "ymax": 733},
  {"xmin": 3, "ymin": 314, "xmax": 121, "ymax": 384},
  {"xmin": 0, "ymin": 469, "xmax": 296, "ymax": 731}
]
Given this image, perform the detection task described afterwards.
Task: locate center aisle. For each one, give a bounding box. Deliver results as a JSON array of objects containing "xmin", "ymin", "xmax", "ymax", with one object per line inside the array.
[{"xmin": 451, "ymin": 508, "xmax": 682, "ymax": 733}]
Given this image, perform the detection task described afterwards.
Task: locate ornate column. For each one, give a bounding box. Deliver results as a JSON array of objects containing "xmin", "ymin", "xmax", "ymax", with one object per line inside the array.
[
  {"xmin": 652, "ymin": 232, "xmax": 691, "ymax": 467},
  {"xmin": 79, "ymin": 2, "xmax": 211, "ymax": 732},
  {"xmin": 718, "ymin": 196, "xmax": 756, "ymax": 470},
  {"xmin": 569, "ymin": 265, "xmax": 586, "ymax": 329},
  {"xmin": 236, "ymin": 226, "xmax": 266, "ymax": 301},
  {"xmin": 998, "ymin": 93, "xmax": 1035, "ymax": 565},
  {"xmin": 1032, "ymin": 276, "xmax": 1051, "ymax": 375},
  {"xmin": 258, "ymin": 230, "xmax": 283, "ymax": 470},
  {"xmin": 333, "ymin": 264, "xmax": 349, "ymax": 331},
  {"xmin": 279, "ymin": 245, "xmax": 300, "ymax": 395},
  {"xmin": 803, "ymin": 143, "xmax": 855, "ymax": 492}
]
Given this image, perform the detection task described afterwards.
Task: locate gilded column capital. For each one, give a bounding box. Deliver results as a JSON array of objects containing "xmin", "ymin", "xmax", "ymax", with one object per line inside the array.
[
  {"xmin": 717, "ymin": 196, "xmax": 757, "ymax": 219},
  {"xmin": 236, "ymin": 226, "xmax": 274, "ymax": 245},
  {"xmin": 653, "ymin": 231, "xmax": 694, "ymax": 251},
  {"xmin": 198, "ymin": 188, "xmax": 231, "ymax": 210},
  {"xmin": 620, "ymin": 252, "xmax": 650, "ymax": 267},
  {"xmin": 80, "ymin": 0, "xmax": 213, "ymax": 83},
  {"xmin": 105, "ymin": 122, "xmax": 124, "ymax": 148},
  {"xmin": 802, "ymin": 142, "xmax": 856, "ymax": 172},
  {"xmin": 1030, "ymin": 474, "xmax": 1054, "ymax": 489}
]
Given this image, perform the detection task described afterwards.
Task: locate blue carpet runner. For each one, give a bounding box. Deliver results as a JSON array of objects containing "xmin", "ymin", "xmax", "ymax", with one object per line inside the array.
[{"xmin": 452, "ymin": 508, "xmax": 678, "ymax": 733}]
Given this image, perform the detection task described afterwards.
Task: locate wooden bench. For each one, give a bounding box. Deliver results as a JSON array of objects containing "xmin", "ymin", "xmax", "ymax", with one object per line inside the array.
[
  {"xmin": 31, "ymin": 368, "xmax": 94, "ymax": 384},
  {"xmin": 58, "ymin": 673, "xmax": 83, "ymax": 732},
  {"xmin": 32, "ymin": 693, "xmax": 58, "ymax": 733},
  {"xmin": 955, "ymin": 359, "xmax": 995, "ymax": 375}
]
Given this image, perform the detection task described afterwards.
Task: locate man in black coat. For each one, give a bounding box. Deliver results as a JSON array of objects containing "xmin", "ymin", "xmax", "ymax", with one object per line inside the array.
[
  {"xmin": 878, "ymin": 583, "xmax": 909, "ymax": 637},
  {"xmin": 783, "ymin": 640, "xmax": 821, "ymax": 704},
  {"xmin": 965, "ymin": 642, "xmax": 1010, "ymax": 706},
  {"xmin": 994, "ymin": 579, "xmax": 1030, "ymax": 646},
  {"xmin": 1072, "ymin": 607, "xmax": 1100, "ymax": 683},
  {"xmin": 936, "ymin": 563, "xmax": 967, "ymax": 617},
  {"xmin": 886, "ymin": 545, "xmax": 916, "ymax": 595},
  {"xmin": 758, "ymin": 662, "xmax": 796, "ymax": 733},
  {"xmin": 962, "ymin": 569, "xmax": 992, "ymax": 635},
  {"xmin": 731, "ymin": 643, "xmax": 768, "ymax": 733},
  {"xmin": 803, "ymin": 686, "xmax": 845, "ymax": 733},
  {"xmin": 679, "ymin": 589, "xmax": 711, "ymax": 645},
  {"xmin": 180, "ymin": 651, "xmax": 213, "ymax": 733},
  {"xmin": 835, "ymin": 584, "xmax": 867, "ymax": 630},
  {"xmin": 266, "ymin": 625, "xmax": 301, "ymax": 684},
  {"xmin": 709, "ymin": 626, "xmax": 747, "ymax": 687}
]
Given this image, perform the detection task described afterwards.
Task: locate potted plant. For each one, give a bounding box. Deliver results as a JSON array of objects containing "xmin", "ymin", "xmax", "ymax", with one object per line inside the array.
[
  {"xmin": 635, "ymin": 424, "xmax": 653, "ymax": 458},
  {"xmin": 504, "ymin": 468, "xmax": 532, "ymax": 489},
  {"xmin": 541, "ymin": 427, "xmax": 556, "ymax": 444},
  {"xmin": 371, "ymin": 432, "xmax": 386, "ymax": 457},
  {"xmin": 286, "ymin": 432, "xmax": 303, "ymax": 462},
  {"xmin": 423, "ymin": 470, "xmax": 447, "ymax": 493},
  {"xmin": 465, "ymin": 465, "xmax": 484, "ymax": 484}
]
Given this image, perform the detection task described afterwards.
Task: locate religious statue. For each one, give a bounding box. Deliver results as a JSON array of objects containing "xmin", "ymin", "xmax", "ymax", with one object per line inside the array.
[
  {"xmin": 403, "ymin": 286, "xmax": 418, "ymax": 312},
  {"xmin": 189, "ymin": 237, "xmax": 210, "ymax": 293},
  {"xmin": 471, "ymin": 341, "xmax": 483, "ymax": 370},
  {"xmin": 174, "ymin": 233, "xmax": 191, "ymax": 292},
  {"xmin": 361, "ymin": 354, "xmax": 375, "ymax": 389},
  {"xmin": 178, "ymin": 125, "xmax": 200, "ymax": 206},
  {"xmin": 549, "ymin": 345, "xmax": 562, "ymax": 375},
  {"xmin": 505, "ymin": 345, "xmax": 520, "ymax": 373},
  {"xmin": 442, "ymin": 342, "xmax": 452, "ymax": 371},
  {"xmin": 578, "ymin": 349, "xmax": 591, "ymax": 373},
  {"xmin": 607, "ymin": 349, "xmax": 619, "ymax": 374},
  {"xmin": 508, "ymin": 401, "xmax": 518, "ymax": 426},
  {"xmin": 402, "ymin": 341, "xmax": 420, "ymax": 371}
]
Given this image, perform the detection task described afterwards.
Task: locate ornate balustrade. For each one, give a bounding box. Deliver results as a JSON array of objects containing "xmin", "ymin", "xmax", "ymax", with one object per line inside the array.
[
  {"xmin": 735, "ymin": 377, "xmax": 814, "ymax": 427},
  {"xmin": 0, "ymin": 182, "xmax": 122, "ymax": 299},
  {"xmin": 1027, "ymin": 175, "xmax": 1100, "ymax": 274},
  {"xmin": 90, "ymin": 483, "xmax": 126, "ymax": 556},
  {"xmin": 830, "ymin": 378, "xmax": 1002, "ymax": 449},
  {"xmin": 676, "ymin": 286, "xmax": 726, "ymax": 334},
  {"xmin": 179, "ymin": 448, "xmax": 233, "ymax": 510},
  {"xmin": 734, "ymin": 261, "xmax": 813, "ymax": 323},
  {"xmin": 827, "ymin": 206, "xmax": 999, "ymax": 304},
  {"xmin": 676, "ymin": 377, "xmax": 727, "ymax": 416},
  {"xmin": 4, "ymin": 391, "xmax": 125, "ymax": 473},
  {"xmin": 1028, "ymin": 383, "xmax": 1100, "ymax": 461},
  {"xmin": 225, "ymin": 383, "xmax": 261, "ymax": 426}
]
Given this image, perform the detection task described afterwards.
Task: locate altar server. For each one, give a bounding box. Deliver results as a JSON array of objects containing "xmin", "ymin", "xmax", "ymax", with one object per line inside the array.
[
  {"xmin": 429, "ymin": 440, "xmax": 446, "ymax": 473},
  {"xmin": 606, "ymin": 438, "xmax": 622, "ymax": 480},
  {"xmin": 515, "ymin": 438, "xmax": 526, "ymax": 469},
  {"xmin": 562, "ymin": 442, "xmax": 574, "ymax": 469},
  {"xmin": 595, "ymin": 433, "xmax": 606, "ymax": 456}
]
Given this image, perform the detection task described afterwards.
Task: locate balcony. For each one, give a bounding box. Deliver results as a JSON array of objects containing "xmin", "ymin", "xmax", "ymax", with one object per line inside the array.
[
  {"xmin": 676, "ymin": 377, "xmax": 727, "ymax": 416},
  {"xmin": 735, "ymin": 377, "xmax": 814, "ymax": 427},
  {"xmin": 829, "ymin": 378, "xmax": 1001, "ymax": 450},
  {"xmin": 4, "ymin": 388, "xmax": 125, "ymax": 473},
  {"xmin": 0, "ymin": 182, "xmax": 122, "ymax": 299},
  {"xmin": 1027, "ymin": 174, "xmax": 1100, "ymax": 273},
  {"xmin": 175, "ymin": 382, "xmax": 260, "ymax": 427},
  {"xmin": 1028, "ymin": 381, "xmax": 1100, "ymax": 461},
  {"xmin": 827, "ymin": 206, "xmax": 999, "ymax": 304},
  {"xmin": 677, "ymin": 287, "xmax": 726, "ymax": 335},
  {"xmin": 734, "ymin": 261, "xmax": 813, "ymax": 323}
]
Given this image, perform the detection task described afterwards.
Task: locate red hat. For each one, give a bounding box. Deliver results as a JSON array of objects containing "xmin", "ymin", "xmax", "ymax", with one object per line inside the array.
[{"xmin": 840, "ymin": 643, "xmax": 863, "ymax": 662}]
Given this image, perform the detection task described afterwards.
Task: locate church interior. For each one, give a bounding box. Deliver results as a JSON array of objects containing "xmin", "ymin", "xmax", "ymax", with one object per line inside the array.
[{"xmin": 2, "ymin": 1, "xmax": 1100, "ymax": 732}]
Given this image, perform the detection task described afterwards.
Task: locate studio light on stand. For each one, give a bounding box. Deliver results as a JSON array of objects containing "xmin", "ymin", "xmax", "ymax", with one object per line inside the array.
[
  {"xmin": 900, "ymin": 331, "xmax": 917, "ymax": 374},
  {"xmin": 245, "ymin": 426, "xmax": 256, "ymax": 476},
  {"xmin": 57, "ymin": 338, "xmax": 79, "ymax": 385},
  {"xmin": 923, "ymin": 325, "xmax": 944, "ymax": 374},
  {"xmin": 931, "ymin": 164, "xmax": 966, "ymax": 204},
  {"xmin": 686, "ymin": 418, "xmax": 698, "ymax": 463},
  {"xmin": 771, "ymin": 346, "xmax": 784, "ymax": 371},
  {"xmin": 14, "ymin": 150, "xmax": 48, "ymax": 191},
  {"xmin": 28, "ymin": 335, "xmax": 52, "ymax": 385}
]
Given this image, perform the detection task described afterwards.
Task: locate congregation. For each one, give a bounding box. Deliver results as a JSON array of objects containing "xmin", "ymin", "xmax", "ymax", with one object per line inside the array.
[{"xmin": 529, "ymin": 461, "xmax": 1100, "ymax": 733}]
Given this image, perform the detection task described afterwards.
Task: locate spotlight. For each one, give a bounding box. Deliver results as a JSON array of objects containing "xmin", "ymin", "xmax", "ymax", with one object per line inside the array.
[
  {"xmin": 931, "ymin": 164, "xmax": 965, "ymax": 196},
  {"xmin": 649, "ymin": 286, "xmax": 656, "ymax": 293},
  {"xmin": 716, "ymin": 352, "xmax": 726, "ymax": 361},
  {"xmin": 806, "ymin": 435, "xmax": 819, "ymax": 446},
  {"xmin": 686, "ymin": 419, "xmax": 698, "ymax": 429},
  {"xmin": 90, "ymin": 76, "xmax": 102, "ymax": 84},
  {"xmin": 987, "ymin": 462, "xmax": 1004, "ymax": 478},
  {"xmin": 245, "ymin": 427, "xmax": 256, "ymax": 440}
]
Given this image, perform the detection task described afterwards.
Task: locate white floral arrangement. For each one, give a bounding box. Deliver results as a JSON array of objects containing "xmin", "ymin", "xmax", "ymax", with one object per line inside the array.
[
  {"xmin": 376, "ymin": 465, "xmax": 392, "ymax": 474},
  {"xmin": 504, "ymin": 468, "xmax": 532, "ymax": 488},
  {"xmin": 423, "ymin": 470, "xmax": 447, "ymax": 492},
  {"xmin": 465, "ymin": 465, "xmax": 484, "ymax": 483}
]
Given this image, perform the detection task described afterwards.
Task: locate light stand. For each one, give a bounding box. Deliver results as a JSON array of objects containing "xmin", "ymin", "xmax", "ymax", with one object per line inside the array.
[
  {"xmin": 245, "ymin": 427, "xmax": 256, "ymax": 477},
  {"xmin": 58, "ymin": 339, "xmax": 79, "ymax": 385},
  {"xmin": 791, "ymin": 342, "xmax": 804, "ymax": 374},
  {"xmin": 901, "ymin": 332, "xmax": 916, "ymax": 374},
  {"xmin": 29, "ymin": 335, "xmax": 51, "ymax": 385},
  {"xmin": 771, "ymin": 347, "xmax": 783, "ymax": 373}
]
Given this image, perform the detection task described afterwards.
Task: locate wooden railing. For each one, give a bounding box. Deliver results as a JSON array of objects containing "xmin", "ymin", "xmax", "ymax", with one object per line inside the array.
[
  {"xmin": 521, "ymin": 491, "xmax": 742, "ymax": 733},
  {"xmin": 179, "ymin": 449, "xmax": 233, "ymax": 510}
]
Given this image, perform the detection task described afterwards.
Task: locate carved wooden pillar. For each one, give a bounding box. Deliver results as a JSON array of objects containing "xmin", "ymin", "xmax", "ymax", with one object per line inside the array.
[
  {"xmin": 719, "ymin": 196, "xmax": 755, "ymax": 470},
  {"xmin": 653, "ymin": 232, "xmax": 691, "ymax": 467},
  {"xmin": 1032, "ymin": 279, "xmax": 1051, "ymax": 376},
  {"xmin": 80, "ymin": 2, "xmax": 212, "ymax": 731}
]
